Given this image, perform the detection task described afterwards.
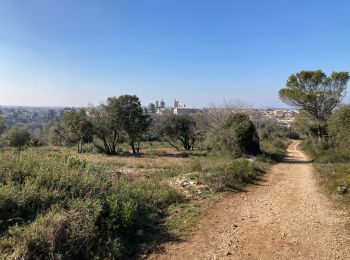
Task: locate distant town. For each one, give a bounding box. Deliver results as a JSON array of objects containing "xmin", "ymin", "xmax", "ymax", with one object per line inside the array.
[
  {"xmin": 0, "ymin": 100, "xmax": 298, "ymax": 135},
  {"xmin": 147, "ymin": 99, "xmax": 199, "ymax": 115},
  {"xmin": 147, "ymin": 99, "xmax": 298, "ymax": 128}
]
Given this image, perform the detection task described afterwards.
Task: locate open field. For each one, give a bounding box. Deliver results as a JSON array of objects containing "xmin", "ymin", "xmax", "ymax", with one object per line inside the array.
[{"xmin": 0, "ymin": 139, "xmax": 284, "ymax": 258}]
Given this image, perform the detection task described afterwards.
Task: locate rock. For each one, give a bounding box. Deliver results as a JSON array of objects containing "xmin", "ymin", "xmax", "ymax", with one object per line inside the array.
[
  {"xmin": 337, "ymin": 186, "xmax": 348, "ymax": 194},
  {"xmin": 226, "ymin": 251, "xmax": 233, "ymax": 256}
]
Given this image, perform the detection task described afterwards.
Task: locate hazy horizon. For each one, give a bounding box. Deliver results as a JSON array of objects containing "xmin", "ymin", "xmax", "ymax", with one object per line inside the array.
[{"xmin": 1, "ymin": 0, "xmax": 350, "ymax": 107}]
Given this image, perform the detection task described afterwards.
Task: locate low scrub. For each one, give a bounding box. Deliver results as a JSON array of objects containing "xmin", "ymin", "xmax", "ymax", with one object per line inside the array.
[
  {"xmin": 301, "ymin": 139, "xmax": 350, "ymax": 163},
  {"xmin": 315, "ymin": 163, "xmax": 350, "ymax": 193},
  {"xmin": 301, "ymin": 139, "xmax": 350, "ymax": 199},
  {"xmin": 0, "ymin": 150, "xmax": 183, "ymax": 259},
  {"xmin": 203, "ymin": 159, "xmax": 260, "ymax": 192},
  {"xmin": 257, "ymin": 138, "xmax": 289, "ymax": 163}
]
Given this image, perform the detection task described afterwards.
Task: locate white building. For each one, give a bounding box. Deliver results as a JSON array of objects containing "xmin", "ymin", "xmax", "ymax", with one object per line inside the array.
[{"xmin": 173, "ymin": 107, "xmax": 198, "ymax": 115}]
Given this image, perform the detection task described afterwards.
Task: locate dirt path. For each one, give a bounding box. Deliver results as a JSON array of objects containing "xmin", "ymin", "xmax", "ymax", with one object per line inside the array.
[{"xmin": 150, "ymin": 141, "xmax": 350, "ymax": 259}]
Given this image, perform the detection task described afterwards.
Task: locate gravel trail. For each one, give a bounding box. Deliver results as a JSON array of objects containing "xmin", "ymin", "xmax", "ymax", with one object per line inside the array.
[{"xmin": 150, "ymin": 140, "xmax": 350, "ymax": 259}]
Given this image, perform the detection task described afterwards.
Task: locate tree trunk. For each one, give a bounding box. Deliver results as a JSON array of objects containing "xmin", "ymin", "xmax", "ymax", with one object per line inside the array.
[
  {"xmin": 78, "ymin": 138, "xmax": 83, "ymax": 153},
  {"xmin": 136, "ymin": 140, "xmax": 140, "ymax": 154},
  {"xmin": 131, "ymin": 142, "xmax": 136, "ymax": 155},
  {"xmin": 164, "ymin": 139, "xmax": 181, "ymax": 151}
]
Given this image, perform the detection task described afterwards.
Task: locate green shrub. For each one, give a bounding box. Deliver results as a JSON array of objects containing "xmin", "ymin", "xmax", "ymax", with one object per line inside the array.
[
  {"xmin": 328, "ymin": 104, "xmax": 350, "ymax": 148},
  {"xmin": 258, "ymin": 138, "xmax": 289, "ymax": 162},
  {"xmin": 81, "ymin": 143, "xmax": 101, "ymax": 154},
  {"xmin": 0, "ymin": 150, "xmax": 183, "ymax": 258},
  {"xmin": 301, "ymin": 139, "xmax": 350, "ymax": 163},
  {"xmin": 315, "ymin": 163, "xmax": 350, "ymax": 194},
  {"xmin": 204, "ymin": 159, "xmax": 259, "ymax": 191},
  {"xmin": 209, "ymin": 113, "xmax": 260, "ymax": 157},
  {"xmin": 2, "ymin": 125, "xmax": 31, "ymax": 150},
  {"xmin": 6, "ymin": 200, "xmax": 101, "ymax": 259},
  {"xmin": 258, "ymin": 122, "xmax": 298, "ymax": 139}
]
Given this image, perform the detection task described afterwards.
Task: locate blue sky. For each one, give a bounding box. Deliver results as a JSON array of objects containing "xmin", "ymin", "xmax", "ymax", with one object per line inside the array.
[{"xmin": 0, "ymin": 0, "xmax": 350, "ymax": 108}]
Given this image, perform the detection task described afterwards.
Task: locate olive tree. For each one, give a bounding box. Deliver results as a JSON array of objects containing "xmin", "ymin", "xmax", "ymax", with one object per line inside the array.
[
  {"xmin": 90, "ymin": 95, "xmax": 151, "ymax": 155},
  {"xmin": 90, "ymin": 103, "xmax": 122, "ymax": 155},
  {"xmin": 279, "ymin": 70, "xmax": 349, "ymax": 140},
  {"xmin": 160, "ymin": 114, "xmax": 197, "ymax": 150},
  {"xmin": 112, "ymin": 95, "xmax": 151, "ymax": 154},
  {"xmin": 63, "ymin": 109, "xmax": 93, "ymax": 153}
]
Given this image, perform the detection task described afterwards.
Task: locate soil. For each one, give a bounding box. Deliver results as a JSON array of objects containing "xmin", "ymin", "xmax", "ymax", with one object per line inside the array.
[{"xmin": 149, "ymin": 140, "xmax": 350, "ymax": 259}]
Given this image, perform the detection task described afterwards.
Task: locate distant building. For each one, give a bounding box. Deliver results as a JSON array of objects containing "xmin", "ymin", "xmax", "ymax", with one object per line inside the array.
[
  {"xmin": 156, "ymin": 108, "xmax": 171, "ymax": 116},
  {"xmin": 274, "ymin": 110, "xmax": 284, "ymax": 117},
  {"xmin": 160, "ymin": 99, "xmax": 165, "ymax": 108},
  {"xmin": 173, "ymin": 107, "xmax": 198, "ymax": 115},
  {"xmin": 174, "ymin": 99, "xmax": 179, "ymax": 108}
]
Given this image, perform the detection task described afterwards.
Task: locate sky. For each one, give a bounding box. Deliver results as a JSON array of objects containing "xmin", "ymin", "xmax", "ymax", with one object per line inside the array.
[{"xmin": 0, "ymin": 0, "xmax": 350, "ymax": 108}]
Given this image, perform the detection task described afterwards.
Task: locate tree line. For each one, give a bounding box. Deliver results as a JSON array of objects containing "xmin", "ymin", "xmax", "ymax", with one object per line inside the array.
[{"xmin": 0, "ymin": 95, "xmax": 263, "ymax": 158}]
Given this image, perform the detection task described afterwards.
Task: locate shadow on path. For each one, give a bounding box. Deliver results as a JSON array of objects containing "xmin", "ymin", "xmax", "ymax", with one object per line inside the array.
[{"xmin": 281, "ymin": 155, "xmax": 313, "ymax": 164}]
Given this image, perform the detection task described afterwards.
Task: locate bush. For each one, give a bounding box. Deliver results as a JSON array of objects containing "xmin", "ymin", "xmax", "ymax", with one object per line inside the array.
[
  {"xmin": 328, "ymin": 105, "xmax": 350, "ymax": 148},
  {"xmin": 2, "ymin": 125, "xmax": 31, "ymax": 150},
  {"xmin": 7, "ymin": 200, "xmax": 101, "ymax": 259},
  {"xmin": 300, "ymin": 139, "xmax": 350, "ymax": 163},
  {"xmin": 209, "ymin": 113, "xmax": 260, "ymax": 157},
  {"xmin": 258, "ymin": 138, "xmax": 289, "ymax": 162},
  {"xmin": 0, "ymin": 150, "xmax": 183, "ymax": 258},
  {"xmin": 204, "ymin": 159, "xmax": 259, "ymax": 191},
  {"xmin": 258, "ymin": 122, "xmax": 298, "ymax": 140}
]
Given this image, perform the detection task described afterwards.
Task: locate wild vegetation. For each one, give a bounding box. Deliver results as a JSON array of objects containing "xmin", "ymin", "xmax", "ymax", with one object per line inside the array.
[
  {"xmin": 279, "ymin": 70, "xmax": 349, "ymax": 141},
  {"xmin": 0, "ymin": 94, "xmax": 291, "ymax": 258},
  {"xmin": 279, "ymin": 70, "xmax": 350, "ymax": 202}
]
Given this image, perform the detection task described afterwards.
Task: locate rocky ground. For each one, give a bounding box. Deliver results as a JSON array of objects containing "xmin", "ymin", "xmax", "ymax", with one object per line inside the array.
[{"xmin": 149, "ymin": 141, "xmax": 350, "ymax": 260}]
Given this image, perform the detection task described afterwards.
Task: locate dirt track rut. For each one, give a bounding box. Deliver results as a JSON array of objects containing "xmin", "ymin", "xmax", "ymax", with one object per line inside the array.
[{"xmin": 150, "ymin": 141, "xmax": 350, "ymax": 259}]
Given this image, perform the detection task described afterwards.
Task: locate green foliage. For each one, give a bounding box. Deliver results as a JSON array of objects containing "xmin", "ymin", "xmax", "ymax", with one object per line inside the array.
[
  {"xmin": 44, "ymin": 122, "xmax": 70, "ymax": 146},
  {"xmin": 0, "ymin": 116, "xmax": 6, "ymax": 136},
  {"xmin": 110, "ymin": 95, "xmax": 152, "ymax": 154},
  {"xmin": 160, "ymin": 114, "xmax": 197, "ymax": 150},
  {"xmin": 315, "ymin": 163, "xmax": 350, "ymax": 194},
  {"xmin": 305, "ymin": 141, "xmax": 350, "ymax": 197},
  {"xmin": 0, "ymin": 150, "xmax": 183, "ymax": 258},
  {"xmin": 63, "ymin": 109, "xmax": 93, "ymax": 153},
  {"xmin": 279, "ymin": 70, "xmax": 349, "ymax": 139},
  {"xmin": 293, "ymin": 110, "xmax": 319, "ymax": 139},
  {"xmin": 204, "ymin": 159, "xmax": 259, "ymax": 191},
  {"xmin": 328, "ymin": 104, "xmax": 350, "ymax": 148},
  {"xmin": 6, "ymin": 200, "xmax": 101, "ymax": 259},
  {"xmin": 210, "ymin": 113, "xmax": 260, "ymax": 157},
  {"xmin": 189, "ymin": 159, "xmax": 202, "ymax": 172},
  {"xmin": 257, "ymin": 138, "xmax": 289, "ymax": 163},
  {"xmin": 90, "ymin": 95, "xmax": 151, "ymax": 155},
  {"xmin": 301, "ymin": 139, "xmax": 350, "ymax": 163},
  {"xmin": 90, "ymin": 100, "xmax": 123, "ymax": 155},
  {"xmin": 258, "ymin": 122, "xmax": 299, "ymax": 140},
  {"xmin": 2, "ymin": 125, "xmax": 31, "ymax": 150}
]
